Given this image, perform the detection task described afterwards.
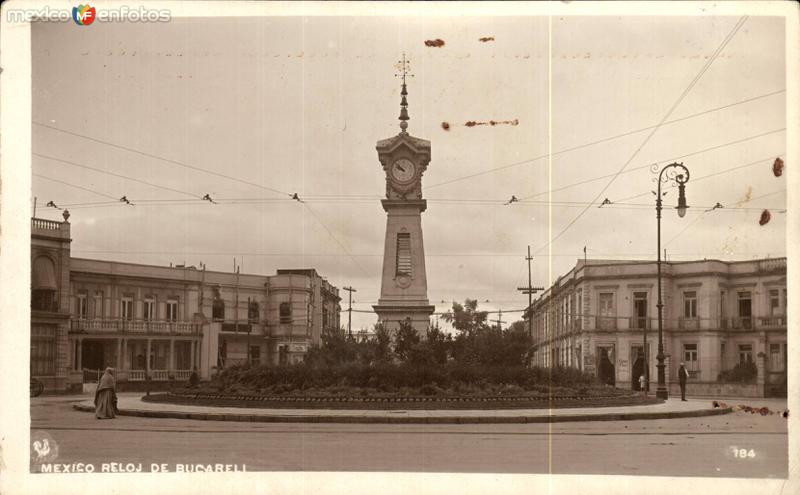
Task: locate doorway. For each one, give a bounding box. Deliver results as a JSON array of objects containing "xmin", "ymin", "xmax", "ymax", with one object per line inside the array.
[
  {"xmin": 81, "ymin": 340, "xmax": 105, "ymax": 371},
  {"xmin": 631, "ymin": 344, "xmax": 650, "ymax": 390},
  {"xmin": 597, "ymin": 346, "xmax": 615, "ymax": 386}
]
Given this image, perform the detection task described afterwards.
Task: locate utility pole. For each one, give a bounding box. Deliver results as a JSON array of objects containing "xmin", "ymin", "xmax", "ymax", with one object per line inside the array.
[
  {"xmin": 343, "ymin": 286, "xmax": 356, "ymax": 339},
  {"xmin": 517, "ymin": 246, "xmax": 544, "ymax": 339},
  {"xmin": 492, "ymin": 309, "xmax": 506, "ymax": 331}
]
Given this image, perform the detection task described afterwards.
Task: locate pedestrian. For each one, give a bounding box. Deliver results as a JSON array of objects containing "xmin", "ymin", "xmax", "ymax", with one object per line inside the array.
[
  {"xmin": 678, "ymin": 362, "xmax": 689, "ymax": 401},
  {"xmin": 94, "ymin": 367, "xmax": 118, "ymax": 419},
  {"xmin": 639, "ymin": 374, "xmax": 646, "ymax": 394}
]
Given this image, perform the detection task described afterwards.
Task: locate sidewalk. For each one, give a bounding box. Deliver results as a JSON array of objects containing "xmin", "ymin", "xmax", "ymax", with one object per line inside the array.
[{"xmin": 73, "ymin": 394, "xmax": 733, "ymax": 424}]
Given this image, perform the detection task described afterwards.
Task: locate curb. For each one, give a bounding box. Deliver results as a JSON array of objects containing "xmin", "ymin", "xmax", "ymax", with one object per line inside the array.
[{"xmin": 72, "ymin": 403, "xmax": 732, "ymax": 424}]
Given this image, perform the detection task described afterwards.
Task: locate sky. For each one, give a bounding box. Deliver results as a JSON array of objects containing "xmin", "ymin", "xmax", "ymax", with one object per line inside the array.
[{"xmin": 30, "ymin": 14, "xmax": 787, "ymax": 331}]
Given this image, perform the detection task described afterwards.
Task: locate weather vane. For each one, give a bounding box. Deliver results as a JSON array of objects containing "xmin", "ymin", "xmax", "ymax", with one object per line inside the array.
[{"xmin": 394, "ymin": 53, "xmax": 414, "ymax": 134}]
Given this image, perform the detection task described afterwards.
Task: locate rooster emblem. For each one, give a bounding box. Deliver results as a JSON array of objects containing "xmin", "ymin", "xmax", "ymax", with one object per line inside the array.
[
  {"xmin": 30, "ymin": 431, "xmax": 58, "ymax": 464},
  {"xmin": 33, "ymin": 439, "xmax": 50, "ymax": 460}
]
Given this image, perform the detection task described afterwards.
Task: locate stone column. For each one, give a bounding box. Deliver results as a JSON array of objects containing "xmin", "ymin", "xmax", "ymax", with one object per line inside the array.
[
  {"xmin": 190, "ymin": 341, "xmax": 196, "ymax": 369},
  {"xmin": 116, "ymin": 339, "xmax": 122, "ymax": 369},
  {"xmin": 146, "ymin": 338, "xmax": 152, "ymax": 375},
  {"xmin": 121, "ymin": 339, "xmax": 127, "ymax": 370},
  {"xmin": 169, "ymin": 339, "xmax": 175, "ymax": 372}
]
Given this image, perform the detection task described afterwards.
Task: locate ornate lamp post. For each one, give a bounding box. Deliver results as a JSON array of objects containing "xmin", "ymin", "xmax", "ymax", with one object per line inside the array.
[{"xmin": 654, "ymin": 162, "xmax": 690, "ymax": 399}]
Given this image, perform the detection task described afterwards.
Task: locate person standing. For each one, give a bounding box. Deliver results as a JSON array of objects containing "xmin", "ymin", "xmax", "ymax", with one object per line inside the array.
[
  {"xmin": 639, "ymin": 374, "xmax": 646, "ymax": 395},
  {"xmin": 678, "ymin": 362, "xmax": 689, "ymax": 401},
  {"xmin": 94, "ymin": 367, "xmax": 118, "ymax": 419}
]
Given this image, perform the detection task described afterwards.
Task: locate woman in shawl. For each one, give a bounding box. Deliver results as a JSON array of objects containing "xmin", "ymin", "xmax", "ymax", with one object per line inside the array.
[{"xmin": 94, "ymin": 367, "xmax": 117, "ymax": 419}]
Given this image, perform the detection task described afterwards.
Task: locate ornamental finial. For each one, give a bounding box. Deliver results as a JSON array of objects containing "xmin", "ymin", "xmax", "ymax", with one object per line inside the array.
[{"xmin": 395, "ymin": 53, "xmax": 413, "ymax": 134}]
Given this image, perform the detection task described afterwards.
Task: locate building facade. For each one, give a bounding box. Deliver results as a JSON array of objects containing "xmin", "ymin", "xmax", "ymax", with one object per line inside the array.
[
  {"xmin": 527, "ymin": 258, "xmax": 787, "ymax": 398},
  {"xmin": 31, "ymin": 215, "xmax": 341, "ymax": 392}
]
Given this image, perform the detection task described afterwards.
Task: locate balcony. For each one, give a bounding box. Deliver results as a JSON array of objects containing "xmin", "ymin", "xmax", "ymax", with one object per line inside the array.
[
  {"xmin": 267, "ymin": 324, "xmax": 309, "ymax": 339},
  {"xmin": 678, "ymin": 317, "xmax": 700, "ymax": 330},
  {"xmin": 596, "ymin": 316, "xmax": 617, "ymax": 330},
  {"xmin": 220, "ymin": 322, "xmax": 253, "ymax": 333},
  {"xmin": 628, "ymin": 317, "xmax": 652, "ymax": 330},
  {"xmin": 758, "ymin": 316, "xmax": 786, "ymax": 328},
  {"xmin": 70, "ymin": 318, "xmax": 202, "ymax": 336},
  {"xmin": 730, "ymin": 317, "xmax": 753, "ymax": 330}
]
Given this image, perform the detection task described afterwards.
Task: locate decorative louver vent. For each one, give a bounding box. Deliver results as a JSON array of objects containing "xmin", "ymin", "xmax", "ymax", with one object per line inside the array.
[{"xmin": 396, "ymin": 233, "xmax": 412, "ymax": 277}]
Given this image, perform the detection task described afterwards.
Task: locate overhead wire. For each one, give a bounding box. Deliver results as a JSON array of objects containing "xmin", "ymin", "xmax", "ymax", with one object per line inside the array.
[
  {"xmin": 533, "ymin": 15, "xmax": 750, "ymax": 255},
  {"xmin": 425, "ymin": 87, "xmax": 784, "ymax": 191},
  {"xmin": 33, "ymin": 121, "xmax": 291, "ymax": 198}
]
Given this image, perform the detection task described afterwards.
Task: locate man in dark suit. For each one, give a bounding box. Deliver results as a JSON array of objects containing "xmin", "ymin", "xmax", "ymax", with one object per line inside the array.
[{"xmin": 678, "ymin": 362, "xmax": 689, "ymax": 401}]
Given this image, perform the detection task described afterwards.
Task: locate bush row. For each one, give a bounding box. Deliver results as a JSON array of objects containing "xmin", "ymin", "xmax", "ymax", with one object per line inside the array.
[{"xmin": 213, "ymin": 362, "xmax": 607, "ymax": 395}]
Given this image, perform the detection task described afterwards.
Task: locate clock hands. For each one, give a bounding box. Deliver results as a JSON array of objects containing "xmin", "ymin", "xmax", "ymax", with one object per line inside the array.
[{"xmin": 397, "ymin": 165, "xmax": 406, "ymax": 173}]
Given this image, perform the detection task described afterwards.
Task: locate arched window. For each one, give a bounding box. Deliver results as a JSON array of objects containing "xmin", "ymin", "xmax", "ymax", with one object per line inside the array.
[{"xmin": 31, "ymin": 256, "xmax": 58, "ymax": 312}]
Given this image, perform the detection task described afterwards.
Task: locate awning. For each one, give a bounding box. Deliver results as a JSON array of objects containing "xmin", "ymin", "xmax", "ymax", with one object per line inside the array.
[{"xmin": 32, "ymin": 256, "xmax": 57, "ymax": 290}]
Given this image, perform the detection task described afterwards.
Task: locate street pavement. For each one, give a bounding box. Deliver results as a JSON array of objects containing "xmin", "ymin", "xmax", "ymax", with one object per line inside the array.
[{"xmin": 30, "ymin": 394, "xmax": 787, "ymax": 477}]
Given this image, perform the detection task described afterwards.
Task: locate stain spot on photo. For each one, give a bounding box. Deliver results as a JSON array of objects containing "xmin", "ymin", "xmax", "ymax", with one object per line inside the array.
[
  {"xmin": 424, "ymin": 39, "xmax": 445, "ymax": 48},
  {"xmin": 772, "ymin": 157, "xmax": 784, "ymax": 177}
]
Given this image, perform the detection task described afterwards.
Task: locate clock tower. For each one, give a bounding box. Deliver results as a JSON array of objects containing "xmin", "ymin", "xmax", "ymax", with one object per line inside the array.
[{"xmin": 373, "ymin": 55, "xmax": 435, "ymax": 335}]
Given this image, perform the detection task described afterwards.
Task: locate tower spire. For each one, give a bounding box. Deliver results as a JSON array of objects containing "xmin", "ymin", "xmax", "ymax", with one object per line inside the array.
[{"xmin": 395, "ymin": 53, "xmax": 413, "ymax": 134}]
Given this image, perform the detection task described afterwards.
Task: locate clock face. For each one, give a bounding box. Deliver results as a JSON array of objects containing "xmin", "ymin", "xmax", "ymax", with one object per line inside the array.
[{"xmin": 391, "ymin": 159, "xmax": 416, "ymax": 183}]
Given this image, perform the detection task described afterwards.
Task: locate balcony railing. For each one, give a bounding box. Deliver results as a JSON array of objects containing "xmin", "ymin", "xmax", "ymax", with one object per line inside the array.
[
  {"xmin": 758, "ymin": 316, "xmax": 786, "ymax": 328},
  {"xmin": 85, "ymin": 369, "xmax": 194, "ymax": 382},
  {"xmin": 70, "ymin": 319, "xmax": 202, "ymax": 335},
  {"xmin": 32, "ymin": 218, "xmax": 62, "ymax": 230},
  {"xmin": 730, "ymin": 316, "xmax": 753, "ymax": 330},
  {"xmin": 267, "ymin": 324, "xmax": 309, "ymax": 338},
  {"xmin": 596, "ymin": 316, "xmax": 617, "ymax": 330},
  {"xmin": 678, "ymin": 317, "xmax": 700, "ymax": 330},
  {"xmin": 628, "ymin": 317, "xmax": 652, "ymax": 330}
]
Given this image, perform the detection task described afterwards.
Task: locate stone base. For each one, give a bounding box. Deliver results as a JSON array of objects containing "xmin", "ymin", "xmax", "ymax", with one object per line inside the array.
[{"xmin": 373, "ymin": 304, "xmax": 435, "ymax": 335}]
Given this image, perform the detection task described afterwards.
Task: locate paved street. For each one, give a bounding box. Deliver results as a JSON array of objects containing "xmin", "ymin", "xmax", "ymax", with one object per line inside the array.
[{"xmin": 30, "ymin": 395, "xmax": 787, "ymax": 478}]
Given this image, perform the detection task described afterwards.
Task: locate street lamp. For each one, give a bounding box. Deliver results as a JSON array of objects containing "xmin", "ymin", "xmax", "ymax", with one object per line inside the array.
[{"xmin": 654, "ymin": 162, "xmax": 690, "ymax": 400}]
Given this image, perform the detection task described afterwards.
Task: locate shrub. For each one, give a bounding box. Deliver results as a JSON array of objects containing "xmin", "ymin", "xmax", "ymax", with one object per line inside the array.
[{"xmin": 718, "ymin": 361, "xmax": 758, "ymax": 383}]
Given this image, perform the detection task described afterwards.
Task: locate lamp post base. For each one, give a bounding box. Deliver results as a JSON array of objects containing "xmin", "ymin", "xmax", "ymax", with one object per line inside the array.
[{"xmin": 656, "ymin": 360, "xmax": 668, "ymax": 399}]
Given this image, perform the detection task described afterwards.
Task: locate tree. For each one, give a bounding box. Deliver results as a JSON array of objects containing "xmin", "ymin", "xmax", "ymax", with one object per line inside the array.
[
  {"xmin": 442, "ymin": 300, "xmax": 532, "ymax": 366},
  {"xmin": 393, "ymin": 318, "xmax": 420, "ymax": 362},
  {"xmin": 425, "ymin": 325, "xmax": 451, "ymax": 365}
]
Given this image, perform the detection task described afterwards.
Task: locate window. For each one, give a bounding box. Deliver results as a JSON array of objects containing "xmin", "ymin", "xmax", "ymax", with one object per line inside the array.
[
  {"xmin": 769, "ymin": 343, "xmax": 784, "ymax": 372},
  {"xmin": 121, "ymin": 295, "xmax": 133, "ymax": 320},
  {"xmin": 598, "ymin": 292, "xmax": 615, "ymax": 329},
  {"xmin": 31, "ymin": 325, "xmax": 56, "ymax": 376},
  {"xmin": 769, "ymin": 289, "xmax": 781, "ymax": 316},
  {"xmin": 683, "ymin": 291, "xmax": 697, "ymax": 318},
  {"xmin": 599, "ymin": 293, "xmax": 614, "ymax": 316},
  {"xmin": 738, "ymin": 344, "xmax": 753, "ymax": 364},
  {"xmin": 166, "ymin": 298, "xmax": 178, "ymax": 322},
  {"xmin": 249, "ymin": 345, "xmax": 260, "ymax": 366},
  {"xmin": 395, "ymin": 233, "xmax": 412, "ymax": 277},
  {"xmin": 143, "ymin": 297, "xmax": 156, "ymax": 321},
  {"xmin": 77, "ymin": 292, "xmax": 88, "ymax": 319},
  {"xmin": 93, "ymin": 291, "xmax": 104, "ymax": 318},
  {"xmin": 212, "ymin": 298, "xmax": 225, "ymax": 321},
  {"xmin": 633, "ymin": 292, "xmax": 648, "ymax": 329},
  {"xmin": 248, "ymin": 301, "xmax": 259, "ymax": 322},
  {"xmin": 737, "ymin": 292, "xmax": 752, "ymax": 329},
  {"xmin": 683, "ymin": 343, "xmax": 698, "ymax": 374},
  {"xmin": 31, "ymin": 290, "xmax": 57, "ymax": 312},
  {"xmin": 279, "ymin": 302, "xmax": 292, "ymax": 324}
]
